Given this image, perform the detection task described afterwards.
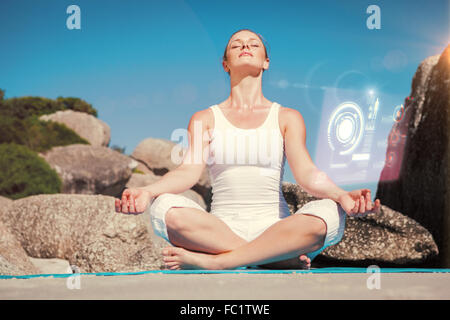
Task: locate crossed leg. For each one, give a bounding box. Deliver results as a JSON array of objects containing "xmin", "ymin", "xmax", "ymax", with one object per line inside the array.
[
  {"xmin": 162, "ymin": 206, "xmax": 323, "ymax": 270},
  {"xmin": 163, "ymin": 210, "xmax": 326, "ymax": 270}
]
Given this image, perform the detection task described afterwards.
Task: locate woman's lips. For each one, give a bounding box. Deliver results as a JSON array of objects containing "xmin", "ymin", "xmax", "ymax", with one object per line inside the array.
[{"xmin": 239, "ymin": 52, "xmax": 253, "ymax": 57}]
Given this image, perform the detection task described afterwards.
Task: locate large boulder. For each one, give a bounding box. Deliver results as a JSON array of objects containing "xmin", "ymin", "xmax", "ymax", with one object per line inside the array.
[
  {"xmin": 38, "ymin": 144, "xmax": 137, "ymax": 196},
  {"xmin": 0, "ymin": 195, "xmax": 13, "ymax": 210},
  {"xmin": 39, "ymin": 110, "xmax": 111, "ymax": 147},
  {"xmin": 0, "ymin": 255, "xmax": 24, "ymax": 276},
  {"xmin": 123, "ymin": 172, "xmax": 207, "ymax": 255},
  {"xmin": 123, "ymin": 171, "xmax": 161, "ymax": 191},
  {"xmin": 0, "ymin": 220, "xmax": 40, "ymax": 275},
  {"xmin": 376, "ymin": 45, "xmax": 450, "ymax": 267},
  {"xmin": 131, "ymin": 137, "xmax": 212, "ymax": 210},
  {"xmin": 282, "ymin": 182, "xmax": 438, "ymax": 266},
  {"xmin": 28, "ymin": 258, "xmax": 72, "ymax": 274},
  {"xmin": 0, "ymin": 193, "xmax": 165, "ymax": 273},
  {"xmin": 0, "ymin": 196, "xmax": 40, "ymax": 275}
]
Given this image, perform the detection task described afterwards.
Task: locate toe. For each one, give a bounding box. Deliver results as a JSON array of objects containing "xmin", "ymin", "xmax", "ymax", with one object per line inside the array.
[
  {"xmin": 163, "ymin": 256, "xmax": 179, "ymax": 263},
  {"xmin": 162, "ymin": 246, "xmax": 173, "ymax": 256},
  {"xmin": 165, "ymin": 261, "xmax": 179, "ymax": 268}
]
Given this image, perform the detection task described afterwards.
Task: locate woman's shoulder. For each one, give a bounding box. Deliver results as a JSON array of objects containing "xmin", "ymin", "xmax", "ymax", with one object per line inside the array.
[
  {"xmin": 278, "ymin": 104, "xmax": 303, "ymax": 117},
  {"xmin": 189, "ymin": 106, "xmax": 215, "ymax": 131},
  {"xmin": 277, "ymin": 104, "xmax": 305, "ymax": 136}
]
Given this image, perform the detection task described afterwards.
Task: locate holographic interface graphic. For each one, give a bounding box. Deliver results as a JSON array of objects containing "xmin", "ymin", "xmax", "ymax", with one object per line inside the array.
[{"xmin": 315, "ymin": 87, "xmax": 405, "ymax": 184}]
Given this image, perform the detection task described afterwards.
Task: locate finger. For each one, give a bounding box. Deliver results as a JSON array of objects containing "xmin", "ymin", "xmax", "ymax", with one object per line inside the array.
[
  {"xmin": 129, "ymin": 195, "xmax": 136, "ymax": 214},
  {"xmin": 352, "ymin": 199, "xmax": 359, "ymax": 215},
  {"xmin": 369, "ymin": 199, "xmax": 380, "ymax": 214},
  {"xmin": 351, "ymin": 200, "xmax": 357, "ymax": 215},
  {"xmin": 359, "ymin": 195, "xmax": 365, "ymax": 213},
  {"xmin": 364, "ymin": 194, "xmax": 371, "ymax": 213},
  {"xmin": 116, "ymin": 199, "xmax": 122, "ymax": 212},
  {"xmin": 365, "ymin": 192, "xmax": 373, "ymax": 210},
  {"xmin": 121, "ymin": 193, "xmax": 129, "ymax": 213},
  {"xmin": 374, "ymin": 199, "xmax": 381, "ymax": 213}
]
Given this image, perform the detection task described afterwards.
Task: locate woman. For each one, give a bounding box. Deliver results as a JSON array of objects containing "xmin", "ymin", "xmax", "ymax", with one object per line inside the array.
[{"xmin": 115, "ymin": 28, "xmax": 381, "ymax": 270}]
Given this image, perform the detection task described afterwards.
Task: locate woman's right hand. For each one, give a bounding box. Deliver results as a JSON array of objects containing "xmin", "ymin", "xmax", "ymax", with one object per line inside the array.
[{"xmin": 115, "ymin": 187, "xmax": 154, "ymax": 214}]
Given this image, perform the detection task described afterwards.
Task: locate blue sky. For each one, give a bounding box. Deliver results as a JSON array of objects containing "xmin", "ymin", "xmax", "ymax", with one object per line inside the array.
[{"xmin": 0, "ymin": 0, "xmax": 448, "ymax": 198}]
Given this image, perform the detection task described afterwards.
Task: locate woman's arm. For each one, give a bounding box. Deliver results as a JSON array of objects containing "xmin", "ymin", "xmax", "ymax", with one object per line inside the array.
[
  {"xmin": 283, "ymin": 107, "xmax": 347, "ymax": 202},
  {"xmin": 140, "ymin": 110, "xmax": 211, "ymax": 197}
]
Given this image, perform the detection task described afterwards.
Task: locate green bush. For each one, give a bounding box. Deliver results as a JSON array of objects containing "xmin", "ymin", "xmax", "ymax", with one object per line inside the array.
[
  {"xmin": 0, "ymin": 114, "xmax": 90, "ymax": 153},
  {"xmin": 0, "ymin": 90, "xmax": 97, "ymax": 199},
  {"xmin": 0, "ymin": 92, "xmax": 97, "ymax": 120},
  {"xmin": 56, "ymin": 96, "xmax": 97, "ymax": 117},
  {"xmin": 0, "ymin": 143, "xmax": 62, "ymax": 200}
]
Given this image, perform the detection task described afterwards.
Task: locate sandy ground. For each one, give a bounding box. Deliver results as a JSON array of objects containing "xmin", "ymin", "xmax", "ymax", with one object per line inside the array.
[{"xmin": 1, "ymin": 272, "xmax": 450, "ymax": 300}]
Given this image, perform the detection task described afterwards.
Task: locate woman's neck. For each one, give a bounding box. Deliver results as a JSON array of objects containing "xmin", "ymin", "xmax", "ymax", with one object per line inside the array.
[{"xmin": 227, "ymin": 74, "xmax": 268, "ymax": 110}]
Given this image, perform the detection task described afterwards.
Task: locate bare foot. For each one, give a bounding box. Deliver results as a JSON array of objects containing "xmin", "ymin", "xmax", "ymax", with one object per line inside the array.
[
  {"xmin": 256, "ymin": 254, "xmax": 311, "ymax": 270},
  {"xmin": 162, "ymin": 246, "xmax": 222, "ymax": 270},
  {"xmin": 162, "ymin": 246, "xmax": 312, "ymax": 270},
  {"xmin": 299, "ymin": 254, "xmax": 312, "ymax": 269}
]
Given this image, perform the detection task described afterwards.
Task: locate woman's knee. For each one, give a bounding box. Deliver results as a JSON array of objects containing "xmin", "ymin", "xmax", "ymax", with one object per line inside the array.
[
  {"xmin": 312, "ymin": 216, "xmax": 327, "ymax": 238},
  {"xmin": 149, "ymin": 193, "xmax": 182, "ymax": 227},
  {"xmin": 296, "ymin": 199, "xmax": 338, "ymax": 236},
  {"xmin": 164, "ymin": 207, "xmax": 188, "ymax": 231},
  {"xmin": 149, "ymin": 193, "xmax": 172, "ymax": 212},
  {"xmin": 296, "ymin": 213, "xmax": 327, "ymax": 242},
  {"xmin": 148, "ymin": 193, "xmax": 177, "ymax": 242}
]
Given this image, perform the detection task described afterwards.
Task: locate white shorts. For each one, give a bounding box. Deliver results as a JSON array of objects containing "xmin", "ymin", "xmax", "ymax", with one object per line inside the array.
[{"xmin": 149, "ymin": 193, "xmax": 346, "ymax": 261}]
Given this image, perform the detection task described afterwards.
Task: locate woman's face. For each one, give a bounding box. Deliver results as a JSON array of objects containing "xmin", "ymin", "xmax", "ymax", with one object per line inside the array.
[{"xmin": 223, "ymin": 30, "xmax": 269, "ymax": 76}]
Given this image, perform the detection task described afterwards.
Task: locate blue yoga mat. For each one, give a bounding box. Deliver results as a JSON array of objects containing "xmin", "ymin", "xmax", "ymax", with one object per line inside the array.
[{"xmin": 2, "ymin": 267, "xmax": 450, "ymax": 279}]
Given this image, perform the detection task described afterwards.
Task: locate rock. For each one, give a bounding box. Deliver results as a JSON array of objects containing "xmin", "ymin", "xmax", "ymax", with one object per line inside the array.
[
  {"xmin": 29, "ymin": 258, "xmax": 72, "ymax": 274},
  {"xmin": 0, "ymin": 193, "xmax": 165, "ymax": 273},
  {"xmin": 410, "ymin": 54, "xmax": 441, "ymax": 132},
  {"xmin": 376, "ymin": 45, "xmax": 450, "ymax": 266},
  {"xmin": 125, "ymin": 172, "xmax": 207, "ymax": 210},
  {"xmin": 0, "ymin": 255, "xmax": 24, "ymax": 276},
  {"xmin": 131, "ymin": 138, "xmax": 182, "ymax": 174},
  {"xmin": 125, "ymin": 171, "xmax": 161, "ymax": 187},
  {"xmin": 0, "ymin": 195, "xmax": 13, "ymax": 208},
  {"xmin": 179, "ymin": 189, "xmax": 207, "ymax": 210},
  {"xmin": 317, "ymin": 205, "xmax": 438, "ymax": 266},
  {"xmin": 38, "ymin": 144, "xmax": 137, "ymax": 196},
  {"xmin": 282, "ymin": 182, "xmax": 438, "ymax": 266},
  {"xmin": 281, "ymin": 181, "xmax": 318, "ymax": 213},
  {"xmin": 131, "ymin": 137, "xmax": 212, "ymax": 210},
  {"xmin": 39, "ymin": 110, "xmax": 111, "ymax": 147},
  {"xmin": 0, "ymin": 220, "xmax": 40, "ymax": 275}
]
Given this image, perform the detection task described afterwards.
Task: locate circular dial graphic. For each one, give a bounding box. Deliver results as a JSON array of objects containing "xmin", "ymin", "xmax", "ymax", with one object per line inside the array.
[{"xmin": 327, "ymin": 101, "xmax": 365, "ymax": 155}]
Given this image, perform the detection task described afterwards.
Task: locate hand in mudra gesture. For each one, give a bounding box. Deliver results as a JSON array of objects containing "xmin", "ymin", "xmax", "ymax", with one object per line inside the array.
[
  {"xmin": 115, "ymin": 188, "xmax": 154, "ymax": 214},
  {"xmin": 337, "ymin": 188, "xmax": 381, "ymax": 217}
]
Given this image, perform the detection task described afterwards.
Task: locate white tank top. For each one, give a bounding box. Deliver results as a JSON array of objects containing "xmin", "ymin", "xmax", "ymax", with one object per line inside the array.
[{"xmin": 207, "ymin": 102, "xmax": 291, "ymax": 220}]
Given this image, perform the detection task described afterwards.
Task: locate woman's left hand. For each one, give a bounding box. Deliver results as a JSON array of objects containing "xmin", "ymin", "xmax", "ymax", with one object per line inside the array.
[{"xmin": 337, "ymin": 189, "xmax": 381, "ymax": 217}]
